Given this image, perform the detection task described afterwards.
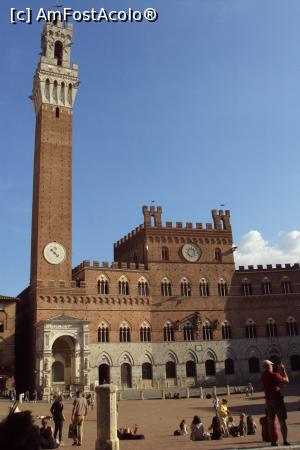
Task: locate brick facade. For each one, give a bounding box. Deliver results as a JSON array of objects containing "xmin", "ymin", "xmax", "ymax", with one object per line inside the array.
[{"xmin": 16, "ymin": 20, "xmax": 300, "ymax": 396}]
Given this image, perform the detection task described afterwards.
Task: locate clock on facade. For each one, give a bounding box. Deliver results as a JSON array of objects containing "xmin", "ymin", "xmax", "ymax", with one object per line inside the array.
[
  {"xmin": 181, "ymin": 243, "xmax": 201, "ymax": 262},
  {"xmin": 43, "ymin": 242, "xmax": 66, "ymax": 265}
]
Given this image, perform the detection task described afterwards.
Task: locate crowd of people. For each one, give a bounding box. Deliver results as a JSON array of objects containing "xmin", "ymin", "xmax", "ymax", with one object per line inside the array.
[
  {"xmin": 173, "ymin": 360, "xmax": 292, "ymax": 447},
  {"xmin": 0, "ymin": 359, "xmax": 293, "ymax": 449}
]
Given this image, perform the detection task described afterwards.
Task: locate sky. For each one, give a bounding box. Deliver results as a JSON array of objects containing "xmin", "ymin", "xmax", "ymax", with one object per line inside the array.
[{"xmin": 1, "ymin": 0, "xmax": 300, "ymax": 295}]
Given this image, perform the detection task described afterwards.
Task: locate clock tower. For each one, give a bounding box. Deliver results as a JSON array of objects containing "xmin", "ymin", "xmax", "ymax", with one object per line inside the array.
[{"xmin": 30, "ymin": 19, "xmax": 79, "ymax": 285}]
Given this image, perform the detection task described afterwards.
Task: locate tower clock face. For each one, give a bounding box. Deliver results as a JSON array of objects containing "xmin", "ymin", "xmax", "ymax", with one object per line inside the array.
[
  {"xmin": 182, "ymin": 243, "xmax": 201, "ymax": 262},
  {"xmin": 43, "ymin": 242, "xmax": 66, "ymax": 265}
]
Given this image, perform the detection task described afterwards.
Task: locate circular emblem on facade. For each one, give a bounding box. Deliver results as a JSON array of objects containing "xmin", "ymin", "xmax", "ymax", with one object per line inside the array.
[
  {"xmin": 43, "ymin": 242, "xmax": 66, "ymax": 265},
  {"xmin": 181, "ymin": 243, "xmax": 201, "ymax": 262}
]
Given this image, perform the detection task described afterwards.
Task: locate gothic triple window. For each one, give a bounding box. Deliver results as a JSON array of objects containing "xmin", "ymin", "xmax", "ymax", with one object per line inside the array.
[
  {"xmin": 266, "ymin": 318, "xmax": 277, "ymax": 338},
  {"xmin": 262, "ymin": 278, "xmax": 272, "ymax": 295},
  {"xmin": 203, "ymin": 321, "xmax": 213, "ymax": 341},
  {"xmin": 138, "ymin": 277, "xmax": 149, "ymax": 296},
  {"xmin": 281, "ymin": 277, "xmax": 292, "ymax": 294},
  {"xmin": 286, "ymin": 317, "xmax": 298, "ymax": 337},
  {"xmin": 140, "ymin": 321, "xmax": 151, "ymax": 342},
  {"xmin": 118, "ymin": 276, "xmax": 129, "ymax": 295},
  {"xmin": 161, "ymin": 278, "xmax": 172, "ymax": 296},
  {"xmin": 119, "ymin": 321, "xmax": 131, "ymax": 342},
  {"xmin": 98, "ymin": 322, "xmax": 109, "ymax": 343},
  {"xmin": 199, "ymin": 278, "xmax": 209, "ymax": 297},
  {"xmin": 97, "ymin": 275, "xmax": 109, "ymax": 295},
  {"xmin": 218, "ymin": 278, "xmax": 228, "ymax": 297},
  {"xmin": 183, "ymin": 321, "xmax": 194, "ymax": 341},
  {"xmin": 241, "ymin": 279, "xmax": 252, "ymax": 296},
  {"xmin": 164, "ymin": 321, "xmax": 175, "ymax": 342},
  {"xmin": 246, "ymin": 319, "xmax": 257, "ymax": 339},
  {"xmin": 222, "ymin": 320, "xmax": 232, "ymax": 340},
  {"xmin": 180, "ymin": 277, "xmax": 191, "ymax": 297}
]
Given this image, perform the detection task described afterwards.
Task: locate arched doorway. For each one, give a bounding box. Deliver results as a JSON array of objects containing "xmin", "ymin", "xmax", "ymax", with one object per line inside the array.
[
  {"xmin": 121, "ymin": 363, "xmax": 132, "ymax": 388},
  {"xmin": 99, "ymin": 364, "xmax": 110, "ymax": 384},
  {"xmin": 51, "ymin": 336, "xmax": 77, "ymax": 390}
]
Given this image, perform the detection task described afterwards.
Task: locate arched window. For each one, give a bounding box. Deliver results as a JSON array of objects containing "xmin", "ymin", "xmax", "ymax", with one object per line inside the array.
[
  {"xmin": 54, "ymin": 40, "xmax": 63, "ymax": 66},
  {"xmin": 248, "ymin": 357, "xmax": 260, "ymax": 373},
  {"xmin": 68, "ymin": 83, "xmax": 72, "ymax": 105},
  {"xmin": 246, "ymin": 319, "xmax": 257, "ymax": 339},
  {"xmin": 60, "ymin": 81, "xmax": 65, "ymax": 104},
  {"xmin": 0, "ymin": 322, "xmax": 4, "ymax": 333},
  {"xmin": 55, "ymin": 107, "xmax": 60, "ymax": 118},
  {"xmin": 218, "ymin": 278, "xmax": 228, "ymax": 297},
  {"xmin": 166, "ymin": 361, "xmax": 176, "ymax": 379},
  {"xmin": 203, "ymin": 321, "xmax": 213, "ymax": 341},
  {"xmin": 183, "ymin": 322, "xmax": 194, "ymax": 341},
  {"xmin": 266, "ymin": 318, "xmax": 277, "ymax": 338},
  {"xmin": 118, "ymin": 276, "xmax": 129, "ymax": 295},
  {"xmin": 161, "ymin": 278, "xmax": 172, "ymax": 296},
  {"xmin": 138, "ymin": 277, "xmax": 149, "ymax": 296},
  {"xmin": 142, "ymin": 362, "xmax": 152, "ymax": 380},
  {"xmin": 225, "ymin": 358, "xmax": 235, "ymax": 375},
  {"xmin": 52, "ymin": 361, "xmax": 64, "ymax": 382},
  {"xmin": 290, "ymin": 355, "xmax": 300, "ymax": 371},
  {"xmin": 180, "ymin": 277, "xmax": 191, "ymax": 297},
  {"xmin": 162, "ymin": 246, "xmax": 169, "ymax": 261},
  {"xmin": 199, "ymin": 278, "xmax": 209, "ymax": 297},
  {"xmin": 214, "ymin": 248, "xmax": 222, "ymax": 262},
  {"xmin": 241, "ymin": 279, "xmax": 252, "ymax": 296},
  {"xmin": 140, "ymin": 322, "xmax": 151, "ymax": 342},
  {"xmin": 119, "ymin": 322, "xmax": 131, "ymax": 342},
  {"xmin": 164, "ymin": 322, "xmax": 174, "ymax": 342},
  {"xmin": 186, "ymin": 360, "xmax": 196, "ymax": 377},
  {"xmin": 222, "ymin": 321, "xmax": 232, "ymax": 340},
  {"xmin": 97, "ymin": 275, "xmax": 109, "ymax": 295},
  {"xmin": 98, "ymin": 322, "xmax": 109, "ymax": 343},
  {"xmin": 205, "ymin": 359, "xmax": 216, "ymax": 376},
  {"xmin": 281, "ymin": 277, "xmax": 292, "ymax": 294},
  {"xmin": 262, "ymin": 278, "xmax": 272, "ymax": 295},
  {"xmin": 286, "ymin": 317, "xmax": 298, "ymax": 337},
  {"xmin": 45, "ymin": 79, "xmax": 50, "ymax": 101},
  {"xmin": 53, "ymin": 80, "xmax": 58, "ymax": 102}
]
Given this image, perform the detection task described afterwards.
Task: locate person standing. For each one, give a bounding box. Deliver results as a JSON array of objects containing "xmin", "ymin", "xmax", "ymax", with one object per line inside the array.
[
  {"xmin": 71, "ymin": 390, "xmax": 88, "ymax": 447},
  {"xmin": 50, "ymin": 394, "xmax": 65, "ymax": 446},
  {"xmin": 261, "ymin": 359, "xmax": 290, "ymax": 447}
]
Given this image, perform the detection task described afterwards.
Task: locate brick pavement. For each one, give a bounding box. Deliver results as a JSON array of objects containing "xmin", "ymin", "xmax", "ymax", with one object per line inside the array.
[{"xmin": 0, "ymin": 390, "xmax": 300, "ymax": 450}]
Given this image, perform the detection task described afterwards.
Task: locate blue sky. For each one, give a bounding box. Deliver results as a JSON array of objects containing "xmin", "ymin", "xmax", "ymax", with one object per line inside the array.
[{"xmin": 1, "ymin": 0, "xmax": 300, "ymax": 295}]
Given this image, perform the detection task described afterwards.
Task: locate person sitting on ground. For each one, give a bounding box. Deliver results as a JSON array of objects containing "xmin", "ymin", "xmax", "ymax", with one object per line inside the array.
[
  {"xmin": 118, "ymin": 426, "xmax": 145, "ymax": 440},
  {"xmin": 238, "ymin": 413, "xmax": 247, "ymax": 437},
  {"xmin": 227, "ymin": 416, "xmax": 240, "ymax": 437},
  {"xmin": 40, "ymin": 417, "xmax": 58, "ymax": 449},
  {"xmin": 190, "ymin": 415, "xmax": 209, "ymax": 441},
  {"xmin": 247, "ymin": 415, "xmax": 257, "ymax": 435},
  {"xmin": 208, "ymin": 415, "xmax": 224, "ymax": 440},
  {"xmin": 179, "ymin": 419, "xmax": 188, "ymax": 435},
  {"xmin": 260, "ymin": 409, "xmax": 279, "ymax": 443},
  {"xmin": 0, "ymin": 410, "xmax": 41, "ymax": 450}
]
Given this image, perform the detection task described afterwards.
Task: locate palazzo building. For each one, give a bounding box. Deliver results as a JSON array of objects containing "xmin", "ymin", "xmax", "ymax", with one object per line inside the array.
[{"xmin": 16, "ymin": 20, "xmax": 300, "ymax": 396}]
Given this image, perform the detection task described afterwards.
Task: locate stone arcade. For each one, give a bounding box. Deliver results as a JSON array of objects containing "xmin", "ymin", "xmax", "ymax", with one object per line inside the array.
[{"xmin": 16, "ymin": 19, "xmax": 300, "ymax": 397}]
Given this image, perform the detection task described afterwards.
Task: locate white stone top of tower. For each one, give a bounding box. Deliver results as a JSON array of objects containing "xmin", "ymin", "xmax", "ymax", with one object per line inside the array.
[{"xmin": 32, "ymin": 20, "xmax": 79, "ymax": 113}]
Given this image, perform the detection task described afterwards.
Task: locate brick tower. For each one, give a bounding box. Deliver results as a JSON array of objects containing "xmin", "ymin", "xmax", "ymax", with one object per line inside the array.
[{"xmin": 30, "ymin": 19, "xmax": 79, "ymax": 285}]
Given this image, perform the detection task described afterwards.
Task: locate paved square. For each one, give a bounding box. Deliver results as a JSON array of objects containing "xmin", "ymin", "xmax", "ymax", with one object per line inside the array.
[{"xmin": 1, "ymin": 388, "xmax": 300, "ymax": 450}]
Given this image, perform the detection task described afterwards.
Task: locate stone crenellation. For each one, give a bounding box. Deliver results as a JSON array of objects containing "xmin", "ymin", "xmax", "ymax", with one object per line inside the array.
[
  {"xmin": 72, "ymin": 260, "xmax": 147, "ymax": 275},
  {"xmin": 237, "ymin": 263, "xmax": 300, "ymax": 271}
]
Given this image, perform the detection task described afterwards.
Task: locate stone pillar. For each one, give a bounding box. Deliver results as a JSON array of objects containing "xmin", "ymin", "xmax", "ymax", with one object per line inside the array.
[
  {"xmin": 226, "ymin": 385, "xmax": 230, "ymax": 396},
  {"xmin": 186, "ymin": 388, "xmax": 189, "ymax": 399},
  {"xmin": 95, "ymin": 385, "xmax": 119, "ymax": 450},
  {"xmin": 213, "ymin": 386, "xmax": 217, "ymax": 397},
  {"xmin": 199, "ymin": 387, "xmax": 203, "ymax": 399}
]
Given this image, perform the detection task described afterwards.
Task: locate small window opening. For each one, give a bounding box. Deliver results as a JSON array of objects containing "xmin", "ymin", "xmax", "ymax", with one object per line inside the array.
[{"xmin": 56, "ymin": 107, "xmax": 60, "ymax": 118}]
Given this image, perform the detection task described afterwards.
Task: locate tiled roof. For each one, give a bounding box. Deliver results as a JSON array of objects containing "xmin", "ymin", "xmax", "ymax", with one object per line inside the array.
[{"xmin": 0, "ymin": 295, "xmax": 18, "ymax": 301}]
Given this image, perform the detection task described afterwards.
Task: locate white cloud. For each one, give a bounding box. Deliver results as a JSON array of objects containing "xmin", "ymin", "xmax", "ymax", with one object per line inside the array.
[{"xmin": 235, "ymin": 230, "xmax": 300, "ymax": 267}]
